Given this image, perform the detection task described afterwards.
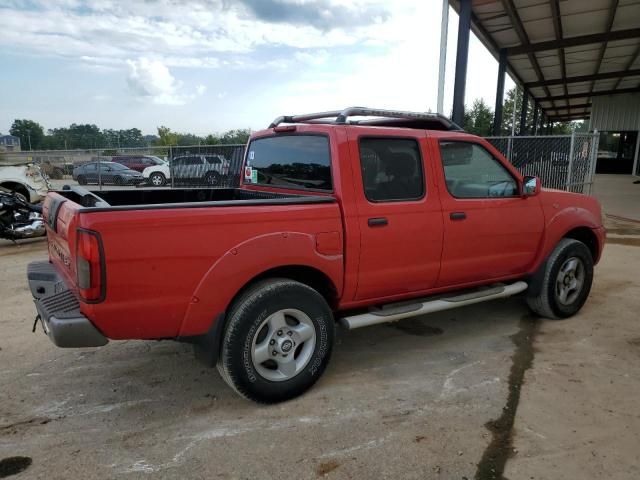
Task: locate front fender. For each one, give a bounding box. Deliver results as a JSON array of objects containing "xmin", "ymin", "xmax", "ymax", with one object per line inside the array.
[
  {"xmin": 178, "ymin": 232, "xmax": 343, "ymax": 337},
  {"xmin": 533, "ymin": 205, "xmax": 602, "ymax": 271}
]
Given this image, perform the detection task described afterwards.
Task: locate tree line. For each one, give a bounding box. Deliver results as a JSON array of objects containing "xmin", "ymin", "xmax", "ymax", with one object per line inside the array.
[
  {"xmin": 6, "ymin": 120, "xmax": 251, "ymax": 151},
  {"xmin": 461, "ymin": 87, "xmax": 583, "ymax": 136}
]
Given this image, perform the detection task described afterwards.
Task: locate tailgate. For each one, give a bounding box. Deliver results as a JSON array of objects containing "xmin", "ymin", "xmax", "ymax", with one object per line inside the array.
[{"xmin": 43, "ymin": 192, "xmax": 81, "ymax": 290}]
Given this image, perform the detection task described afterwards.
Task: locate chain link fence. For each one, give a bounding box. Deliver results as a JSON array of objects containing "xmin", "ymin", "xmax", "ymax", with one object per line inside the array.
[
  {"xmin": 485, "ymin": 132, "xmax": 599, "ymax": 194},
  {"xmin": 0, "ymin": 145, "xmax": 246, "ymax": 191}
]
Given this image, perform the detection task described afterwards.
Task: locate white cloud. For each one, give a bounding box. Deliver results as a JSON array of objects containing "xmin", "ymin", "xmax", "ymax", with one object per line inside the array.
[{"xmin": 126, "ymin": 58, "xmax": 205, "ymax": 106}]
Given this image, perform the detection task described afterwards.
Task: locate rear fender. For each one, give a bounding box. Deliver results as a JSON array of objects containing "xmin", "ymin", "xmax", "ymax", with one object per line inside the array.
[{"xmin": 179, "ymin": 232, "xmax": 343, "ymax": 337}]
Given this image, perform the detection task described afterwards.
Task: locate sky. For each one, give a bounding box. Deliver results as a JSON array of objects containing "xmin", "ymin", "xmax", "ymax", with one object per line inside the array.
[{"xmin": 0, "ymin": 0, "xmax": 514, "ymax": 136}]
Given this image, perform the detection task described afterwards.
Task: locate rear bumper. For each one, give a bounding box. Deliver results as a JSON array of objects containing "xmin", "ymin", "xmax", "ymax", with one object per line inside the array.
[{"xmin": 27, "ymin": 261, "xmax": 108, "ymax": 348}]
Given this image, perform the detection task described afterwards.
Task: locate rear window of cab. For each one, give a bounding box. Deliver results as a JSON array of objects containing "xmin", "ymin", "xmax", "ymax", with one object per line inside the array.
[{"xmin": 245, "ymin": 135, "xmax": 332, "ymax": 191}]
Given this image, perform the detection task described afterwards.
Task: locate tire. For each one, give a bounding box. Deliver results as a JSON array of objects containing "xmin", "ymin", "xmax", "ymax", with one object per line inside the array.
[
  {"xmin": 114, "ymin": 176, "xmax": 124, "ymax": 186},
  {"xmin": 204, "ymin": 171, "xmax": 220, "ymax": 186},
  {"xmin": 527, "ymin": 238, "xmax": 594, "ymax": 319},
  {"xmin": 218, "ymin": 278, "xmax": 334, "ymax": 403},
  {"xmin": 77, "ymin": 175, "xmax": 87, "ymax": 185},
  {"xmin": 150, "ymin": 172, "xmax": 166, "ymax": 187}
]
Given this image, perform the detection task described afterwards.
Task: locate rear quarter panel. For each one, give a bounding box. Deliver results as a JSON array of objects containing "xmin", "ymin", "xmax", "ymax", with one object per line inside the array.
[{"xmin": 78, "ymin": 202, "xmax": 344, "ymax": 339}]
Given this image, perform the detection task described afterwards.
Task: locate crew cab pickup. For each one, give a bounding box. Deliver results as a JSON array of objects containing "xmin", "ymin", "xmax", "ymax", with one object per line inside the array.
[{"xmin": 27, "ymin": 107, "xmax": 605, "ymax": 403}]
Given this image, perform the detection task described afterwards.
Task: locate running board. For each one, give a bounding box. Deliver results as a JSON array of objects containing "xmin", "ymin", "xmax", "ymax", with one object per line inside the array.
[{"xmin": 340, "ymin": 281, "xmax": 528, "ymax": 330}]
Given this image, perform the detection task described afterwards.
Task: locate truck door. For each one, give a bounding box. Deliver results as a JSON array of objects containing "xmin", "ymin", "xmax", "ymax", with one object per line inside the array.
[
  {"xmin": 434, "ymin": 139, "xmax": 545, "ymax": 286},
  {"xmin": 349, "ymin": 131, "xmax": 444, "ymax": 301}
]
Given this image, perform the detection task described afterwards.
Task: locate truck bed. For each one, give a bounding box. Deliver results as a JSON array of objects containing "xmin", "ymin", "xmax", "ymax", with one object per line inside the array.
[{"xmin": 55, "ymin": 186, "xmax": 334, "ymax": 211}]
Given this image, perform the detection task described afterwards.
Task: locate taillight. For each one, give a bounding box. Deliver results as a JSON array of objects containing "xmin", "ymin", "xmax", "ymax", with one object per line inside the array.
[{"xmin": 76, "ymin": 229, "xmax": 104, "ymax": 302}]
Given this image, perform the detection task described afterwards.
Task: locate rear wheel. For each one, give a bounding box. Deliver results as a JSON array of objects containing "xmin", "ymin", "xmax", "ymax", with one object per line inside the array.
[
  {"xmin": 150, "ymin": 172, "xmax": 166, "ymax": 186},
  {"xmin": 527, "ymin": 238, "xmax": 594, "ymax": 319},
  {"xmin": 218, "ymin": 278, "xmax": 334, "ymax": 403},
  {"xmin": 204, "ymin": 171, "xmax": 220, "ymax": 186},
  {"xmin": 77, "ymin": 175, "xmax": 87, "ymax": 185}
]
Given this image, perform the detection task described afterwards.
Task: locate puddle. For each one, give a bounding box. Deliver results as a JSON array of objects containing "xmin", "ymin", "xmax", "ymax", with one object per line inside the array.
[
  {"xmin": 475, "ymin": 314, "xmax": 539, "ymax": 480},
  {"xmin": 0, "ymin": 457, "xmax": 32, "ymax": 478},
  {"xmin": 387, "ymin": 321, "xmax": 443, "ymax": 337}
]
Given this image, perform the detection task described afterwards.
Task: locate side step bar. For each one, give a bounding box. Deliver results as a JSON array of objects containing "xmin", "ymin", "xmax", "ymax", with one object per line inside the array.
[{"xmin": 340, "ymin": 281, "xmax": 528, "ymax": 330}]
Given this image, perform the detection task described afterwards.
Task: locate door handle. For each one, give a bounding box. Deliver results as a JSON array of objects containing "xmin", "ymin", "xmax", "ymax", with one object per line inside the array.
[
  {"xmin": 450, "ymin": 212, "xmax": 466, "ymax": 221},
  {"xmin": 368, "ymin": 217, "xmax": 388, "ymax": 227}
]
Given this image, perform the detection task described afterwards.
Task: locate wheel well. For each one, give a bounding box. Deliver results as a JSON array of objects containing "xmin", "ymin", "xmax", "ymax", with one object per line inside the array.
[
  {"xmin": 191, "ymin": 265, "xmax": 339, "ymax": 367},
  {"xmin": 564, "ymin": 227, "xmax": 598, "ymax": 260},
  {"xmin": 247, "ymin": 265, "xmax": 338, "ymax": 308},
  {"xmin": 0, "ymin": 182, "xmax": 29, "ymax": 200}
]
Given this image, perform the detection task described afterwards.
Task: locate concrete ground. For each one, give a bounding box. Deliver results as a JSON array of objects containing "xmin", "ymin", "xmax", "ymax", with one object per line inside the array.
[{"xmin": 1, "ymin": 183, "xmax": 639, "ymax": 479}]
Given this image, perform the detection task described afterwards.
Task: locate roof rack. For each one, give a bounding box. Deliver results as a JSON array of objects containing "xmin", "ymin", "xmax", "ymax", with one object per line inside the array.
[{"xmin": 268, "ymin": 106, "xmax": 463, "ymax": 131}]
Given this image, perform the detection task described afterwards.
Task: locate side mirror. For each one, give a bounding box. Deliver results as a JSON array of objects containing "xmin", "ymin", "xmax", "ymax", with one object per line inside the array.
[{"xmin": 522, "ymin": 175, "xmax": 540, "ymax": 196}]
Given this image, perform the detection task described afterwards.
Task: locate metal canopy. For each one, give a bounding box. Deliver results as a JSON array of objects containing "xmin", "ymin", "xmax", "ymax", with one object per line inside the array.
[{"xmin": 449, "ymin": 0, "xmax": 640, "ymax": 122}]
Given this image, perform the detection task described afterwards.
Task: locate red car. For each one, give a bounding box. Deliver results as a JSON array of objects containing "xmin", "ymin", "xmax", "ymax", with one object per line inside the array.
[
  {"xmin": 28, "ymin": 107, "xmax": 605, "ymax": 403},
  {"xmin": 110, "ymin": 155, "xmax": 165, "ymax": 172}
]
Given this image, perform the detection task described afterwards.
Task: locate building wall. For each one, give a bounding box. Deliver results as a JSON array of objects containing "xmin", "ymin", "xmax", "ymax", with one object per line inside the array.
[
  {"xmin": 590, "ymin": 93, "xmax": 640, "ymax": 131},
  {"xmin": 589, "ymin": 93, "xmax": 640, "ymax": 176}
]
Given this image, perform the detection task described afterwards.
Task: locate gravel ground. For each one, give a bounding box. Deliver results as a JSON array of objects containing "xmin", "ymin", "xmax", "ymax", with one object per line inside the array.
[{"xmin": 1, "ymin": 217, "xmax": 639, "ymax": 480}]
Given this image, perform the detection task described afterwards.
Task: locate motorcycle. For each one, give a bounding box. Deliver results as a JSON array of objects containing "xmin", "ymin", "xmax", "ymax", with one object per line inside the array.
[{"xmin": 0, "ymin": 187, "xmax": 46, "ymax": 241}]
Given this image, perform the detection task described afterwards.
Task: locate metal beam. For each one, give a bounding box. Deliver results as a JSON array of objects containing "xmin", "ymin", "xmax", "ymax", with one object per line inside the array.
[
  {"xmin": 493, "ymin": 49, "xmax": 507, "ymax": 135},
  {"xmin": 501, "ymin": 0, "xmax": 555, "ymax": 110},
  {"xmin": 613, "ymin": 44, "xmax": 640, "ymax": 90},
  {"xmin": 519, "ymin": 90, "xmax": 529, "ymax": 135},
  {"xmin": 525, "ymin": 69, "xmax": 640, "ymax": 88},
  {"xmin": 452, "ymin": 0, "xmax": 471, "ymax": 126},
  {"xmin": 538, "ymin": 87, "xmax": 640, "ymax": 102},
  {"xmin": 541, "ymin": 103, "xmax": 592, "ymax": 112},
  {"xmin": 588, "ymin": 1, "xmax": 619, "ymax": 102},
  {"xmin": 505, "ymin": 28, "xmax": 640, "ymax": 56},
  {"xmin": 549, "ymin": 0, "xmax": 569, "ymax": 99}
]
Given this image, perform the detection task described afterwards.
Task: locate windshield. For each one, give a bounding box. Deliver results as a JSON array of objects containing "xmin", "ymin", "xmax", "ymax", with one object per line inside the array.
[
  {"xmin": 245, "ymin": 135, "xmax": 331, "ymax": 191},
  {"xmin": 108, "ymin": 163, "xmax": 128, "ymax": 170}
]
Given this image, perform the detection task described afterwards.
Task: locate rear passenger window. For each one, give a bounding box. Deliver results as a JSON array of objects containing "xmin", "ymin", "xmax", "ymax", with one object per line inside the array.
[{"xmin": 359, "ymin": 138, "xmax": 424, "ymax": 202}]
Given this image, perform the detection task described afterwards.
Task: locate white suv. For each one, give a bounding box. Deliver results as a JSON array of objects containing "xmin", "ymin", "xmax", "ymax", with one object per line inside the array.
[{"xmin": 143, "ymin": 155, "xmax": 230, "ymax": 186}]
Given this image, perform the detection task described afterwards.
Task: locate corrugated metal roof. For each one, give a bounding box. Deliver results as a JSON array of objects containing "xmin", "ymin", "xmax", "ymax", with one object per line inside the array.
[{"xmin": 449, "ymin": 0, "xmax": 640, "ymax": 122}]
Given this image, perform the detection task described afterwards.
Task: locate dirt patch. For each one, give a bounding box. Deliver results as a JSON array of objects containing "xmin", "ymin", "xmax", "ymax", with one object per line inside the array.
[
  {"xmin": 475, "ymin": 315, "xmax": 540, "ymax": 480},
  {"xmin": 0, "ymin": 457, "xmax": 32, "ymax": 478},
  {"xmin": 606, "ymin": 237, "xmax": 640, "ymax": 248},
  {"xmin": 387, "ymin": 321, "xmax": 443, "ymax": 337},
  {"xmin": 316, "ymin": 459, "xmax": 340, "ymax": 476},
  {"xmin": 628, "ymin": 338, "xmax": 640, "ymax": 347}
]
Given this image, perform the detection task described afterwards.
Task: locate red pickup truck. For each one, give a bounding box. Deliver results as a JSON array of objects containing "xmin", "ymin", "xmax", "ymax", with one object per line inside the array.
[{"xmin": 28, "ymin": 107, "xmax": 605, "ymax": 403}]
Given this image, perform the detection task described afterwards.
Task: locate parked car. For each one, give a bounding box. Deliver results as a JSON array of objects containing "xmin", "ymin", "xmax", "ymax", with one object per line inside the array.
[
  {"xmin": 0, "ymin": 163, "xmax": 50, "ymax": 203},
  {"xmin": 28, "ymin": 107, "xmax": 605, "ymax": 404},
  {"xmin": 111, "ymin": 155, "xmax": 166, "ymax": 173},
  {"xmin": 142, "ymin": 154, "xmax": 230, "ymax": 187},
  {"xmin": 72, "ymin": 161, "xmax": 144, "ymax": 185}
]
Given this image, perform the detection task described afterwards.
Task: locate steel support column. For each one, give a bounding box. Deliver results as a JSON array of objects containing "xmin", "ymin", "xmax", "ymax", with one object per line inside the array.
[
  {"xmin": 493, "ymin": 49, "xmax": 507, "ymax": 135},
  {"xmin": 451, "ymin": 0, "xmax": 471, "ymax": 126},
  {"xmin": 519, "ymin": 89, "xmax": 529, "ymax": 135}
]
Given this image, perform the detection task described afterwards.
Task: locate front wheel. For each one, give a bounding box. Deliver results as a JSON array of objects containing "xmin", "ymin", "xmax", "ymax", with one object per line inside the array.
[
  {"xmin": 149, "ymin": 172, "xmax": 166, "ymax": 186},
  {"xmin": 218, "ymin": 279, "xmax": 334, "ymax": 403},
  {"xmin": 527, "ymin": 238, "xmax": 594, "ymax": 319}
]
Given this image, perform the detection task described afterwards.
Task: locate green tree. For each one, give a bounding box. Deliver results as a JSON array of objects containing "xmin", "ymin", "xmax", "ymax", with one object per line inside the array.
[
  {"xmin": 156, "ymin": 126, "xmax": 179, "ymax": 146},
  {"xmin": 219, "ymin": 129, "xmax": 251, "ymax": 144},
  {"xmin": 463, "ymin": 99, "xmax": 494, "ymax": 136},
  {"xmin": 10, "ymin": 119, "xmax": 45, "ymax": 150}
]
